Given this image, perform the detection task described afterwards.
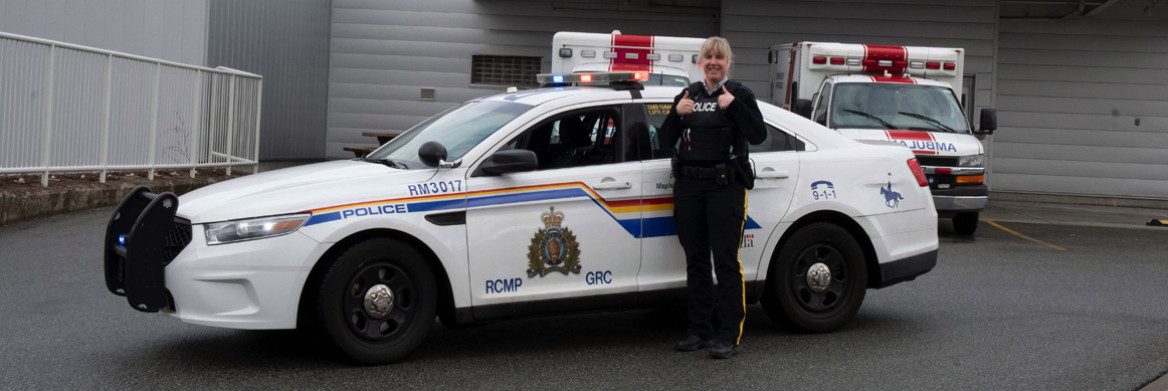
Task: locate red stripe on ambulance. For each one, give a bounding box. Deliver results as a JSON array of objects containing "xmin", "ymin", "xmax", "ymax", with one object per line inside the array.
[
  {"xmin": 886, "ymin": 130, "xmax": 939, "ymax": 155},
  {"xmin": 862, "ymin": 45, "xmax": 907, "ymax": 74},
  {"xmin": 610, "ymin": 34, "xmax": 652, "ymax": 72}
]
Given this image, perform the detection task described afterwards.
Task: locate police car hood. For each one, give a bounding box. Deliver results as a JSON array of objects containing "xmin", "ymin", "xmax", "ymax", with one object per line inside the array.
[
  {"xmin": 835, "ymin": 128, "xmax": 983, "ymax": 156},
  {"xmin": 177, "ymin": 160, "xmax": 436, "ymax": 224}
]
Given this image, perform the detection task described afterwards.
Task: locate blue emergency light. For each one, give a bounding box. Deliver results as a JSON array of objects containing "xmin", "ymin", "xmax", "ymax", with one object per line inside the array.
[
  {"xmin": 118, "ymin": 235, "xmax": 126, "ymax": 245},
  {"xmin": 552, "ymin": 75, "xmax": 564, "ymax": 83}
]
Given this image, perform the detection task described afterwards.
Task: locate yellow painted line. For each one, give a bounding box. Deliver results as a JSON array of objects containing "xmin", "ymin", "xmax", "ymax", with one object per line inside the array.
[{"xmin": 986, "ymin": 220, "xmax": 1067, "ymax": 251}]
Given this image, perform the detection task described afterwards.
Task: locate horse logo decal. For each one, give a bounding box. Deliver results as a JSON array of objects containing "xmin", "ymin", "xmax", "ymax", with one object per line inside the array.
[{"xmin": 880, "ymin": 172, "xmax": 903, "ymax": 208}]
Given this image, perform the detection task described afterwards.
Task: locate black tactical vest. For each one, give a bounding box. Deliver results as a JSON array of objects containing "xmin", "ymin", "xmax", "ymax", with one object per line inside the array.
[{"xmin": 678, "ymin": 83, "xmax": 736, "ymax": 162}]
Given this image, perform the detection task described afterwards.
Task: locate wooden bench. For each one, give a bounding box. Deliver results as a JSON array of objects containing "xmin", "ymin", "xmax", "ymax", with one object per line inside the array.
[
  {"xmin": 362, "ymin": 131, "xmax": 402, "ymax": 145},
  {"xmin": 343, "ymin": 146, "xmax": 376, "ymax": 158}
]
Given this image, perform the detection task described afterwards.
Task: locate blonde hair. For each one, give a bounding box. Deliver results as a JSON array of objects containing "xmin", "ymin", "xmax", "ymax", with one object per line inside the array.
[{"xmin": 699, "ymin": 36, "xmax": 733, "ymax": 74}]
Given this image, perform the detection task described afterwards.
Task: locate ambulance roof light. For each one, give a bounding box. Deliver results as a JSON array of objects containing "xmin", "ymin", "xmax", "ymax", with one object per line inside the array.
[
  {"xmin": 669, "ymin": 54, "xmax": 683, "ymax": 62},
  {"xmin": 812, "ymin": 56, "xmax": 827, "ymax": 64},
  {"xmin": 646, "ymin": 53, "xmax": 661, "ymax": 61},
  {"xmin": 692, "ymin": 54, "xmax": 698, "ymax": 63},
  {"xmin": 603, "ymin": 51, "xmax": 618, "ymax": 59},
  {"xmin": 943, "ymin": 63, "xmax": 956, "ymax": 70},
  {"xmin": 846, "ymin": 58, "xmax": 861, "ymax": 66},
  {"xmin": 625, "ymin": 52, "xmax": 638, "ymax": 60},
  {"xmin": 558, "ymin": 48, "xmax": 572, "ymax": 58},
  {"xmin": 581, "ymin": 50, "xmax": 596, "ymax": 58}
]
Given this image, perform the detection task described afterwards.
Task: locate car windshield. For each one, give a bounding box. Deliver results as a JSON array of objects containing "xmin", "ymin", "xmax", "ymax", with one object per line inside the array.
[
  {"xmin": 366, "ymin": 100, "xmax": 533, "ymax": 168},
  {"xmin": 830, "ymin": 83, "xmax": 971, "ymax": 133}
]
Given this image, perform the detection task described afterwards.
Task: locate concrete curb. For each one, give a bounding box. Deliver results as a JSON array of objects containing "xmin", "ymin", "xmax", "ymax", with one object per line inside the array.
[{"xmin": 0, "ymin": 175, "xmax": 240, "ymax": 226}]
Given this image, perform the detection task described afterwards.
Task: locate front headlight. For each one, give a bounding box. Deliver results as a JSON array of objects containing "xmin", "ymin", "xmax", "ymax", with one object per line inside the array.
[
  {"xmin": 204, "ymin": 213, "xmax": 311, "ymax": 245},
  {"xmin": 958, "ymin": 154, "xmax": 985, "ymax": 167}
]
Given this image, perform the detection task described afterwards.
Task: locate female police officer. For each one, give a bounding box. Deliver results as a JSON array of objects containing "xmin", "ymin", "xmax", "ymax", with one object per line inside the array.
[{"xmin": 660, "ymin": 37, "xmax": 765, "ymax": 359}]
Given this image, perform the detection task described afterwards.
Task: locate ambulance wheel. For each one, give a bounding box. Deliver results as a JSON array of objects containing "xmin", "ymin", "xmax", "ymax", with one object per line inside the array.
[
  {"xmin": 953, "ymin": 212, "xmax": 979, "ymax": 236},
  {"xmin": 762, "ymin": 222, "xmax": 866, "ymax": 333},
  {"xmin": 317, "ymin": 238, "xmax": 436, "ymax": 364}
]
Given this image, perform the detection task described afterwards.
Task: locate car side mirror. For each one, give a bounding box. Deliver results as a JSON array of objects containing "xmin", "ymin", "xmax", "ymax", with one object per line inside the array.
[
  {"xmin": 792, "ymin": 99, "xmax": 813, "ymax": 119},
  {"xmin": 977, "ymin": 108, "xmax": 997, "ymax": 135},
  {"xmin": 419, "ymin": 141, "xmax": 461, "ymax": 168},
  {"xmin": 474, "ymin": 149, "xmax": 538, "ymax": 176}
]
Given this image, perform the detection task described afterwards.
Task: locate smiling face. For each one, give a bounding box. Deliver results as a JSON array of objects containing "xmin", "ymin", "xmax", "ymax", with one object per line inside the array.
[{"xmin": 700, "ymin": 49, "xmax": 729, "ymax": 86}]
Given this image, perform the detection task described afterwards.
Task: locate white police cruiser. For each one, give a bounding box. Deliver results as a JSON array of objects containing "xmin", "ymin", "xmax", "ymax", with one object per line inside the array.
[{"xmin": 103, "ymin": 72, "xmax": 938, "ymax": 364}]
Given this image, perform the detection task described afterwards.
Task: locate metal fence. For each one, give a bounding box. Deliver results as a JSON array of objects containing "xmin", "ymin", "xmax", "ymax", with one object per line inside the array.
[{"xmin": 0, "ymin": 31, "xmax": 263, "ymax": 186}]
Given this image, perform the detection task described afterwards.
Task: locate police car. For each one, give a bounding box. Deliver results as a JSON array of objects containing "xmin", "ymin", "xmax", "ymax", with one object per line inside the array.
[{"xmin": 103, "ymin": 72, "xmax": 939, "ymax": 364}]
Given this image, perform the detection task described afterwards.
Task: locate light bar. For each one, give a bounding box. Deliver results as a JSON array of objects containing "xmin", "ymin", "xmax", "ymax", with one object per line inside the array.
[
  {"xmin": 830, "ymin": 57, "xmax": 845, "ymax": 65},
  {"xmin": 846, "ymin": 58, "xmax": 861, "ymax": 66},
  {"xmin": 926, "ymin": 62, "xmax": 940, "ymax": 69},
  {"xmin": 536, "ymin": 71, "xmax": 648, "ymax": 85},
  {"xmin": 812, "ymin": 56, "xmax": 827, "ymax": 64},
  {"xmin": 909, "ymin": 61, "xmax": 925, "ymax": 69}
]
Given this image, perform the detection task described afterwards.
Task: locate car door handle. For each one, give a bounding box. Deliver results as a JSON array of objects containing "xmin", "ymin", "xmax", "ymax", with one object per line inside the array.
[
  {"xmin": 756, "ymin": 169, "xmax": 790, "ymax": 179},
  {"xmin": 593, "ymin": 181, "xmax": 631, "ymax": 190}
]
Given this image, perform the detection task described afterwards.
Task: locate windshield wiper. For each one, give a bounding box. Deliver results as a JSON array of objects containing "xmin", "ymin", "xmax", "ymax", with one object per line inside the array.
[
  {"xmin": 841, "ymin": 109, "xmax": 897, "ymax": 129},
  {"xmin": 898, "ymin": 111, "xmax": 955, "ymax": 132},
  {"xmin": 364, "ymin": 156, "xmax": 409, "ymax": 170}
]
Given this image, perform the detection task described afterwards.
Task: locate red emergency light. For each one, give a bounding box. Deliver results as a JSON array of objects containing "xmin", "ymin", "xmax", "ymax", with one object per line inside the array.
[{"xmin": 812, "ymin": 56, "xmax": 827, "ymax": 64}]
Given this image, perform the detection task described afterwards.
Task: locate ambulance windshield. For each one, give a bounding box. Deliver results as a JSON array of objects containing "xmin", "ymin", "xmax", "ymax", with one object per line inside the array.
[
  {"xmin": 367, "ymin": 100, "xmax": 533, "ymax": 169},
  {"xmin": 829, "ymin": 83, "xmax": 970, "ymax": 133}
]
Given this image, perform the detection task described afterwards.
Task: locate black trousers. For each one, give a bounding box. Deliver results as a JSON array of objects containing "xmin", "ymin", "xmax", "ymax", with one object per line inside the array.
[{"xmin": 673, "ymin": 174, "xmax": 748, "ymax": 345}]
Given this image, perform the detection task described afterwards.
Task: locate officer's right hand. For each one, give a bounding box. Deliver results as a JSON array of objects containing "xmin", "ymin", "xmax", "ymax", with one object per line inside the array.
[{"xmin": 676, "ymin": 91, "xmax": 694, "ymax": 116}]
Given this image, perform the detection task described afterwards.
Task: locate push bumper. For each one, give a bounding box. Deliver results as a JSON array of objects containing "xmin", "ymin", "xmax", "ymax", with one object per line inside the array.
[
  {"xmin": 931, "ymin": 184, "xmax": 988, "ymax": 214},
  {"xmin": 104, "ymin": 186, "xmax": 188, "ymax": 312}
]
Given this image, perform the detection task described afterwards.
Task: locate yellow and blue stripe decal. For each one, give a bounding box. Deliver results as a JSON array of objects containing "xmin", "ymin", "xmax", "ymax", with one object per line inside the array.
[{"xmin": 301, "ymin": 182, "xmax": 761, "ymax": 238}]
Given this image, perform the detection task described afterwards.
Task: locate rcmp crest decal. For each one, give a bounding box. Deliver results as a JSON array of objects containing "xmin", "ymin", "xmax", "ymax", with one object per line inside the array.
[{"xmin": 527, "ymin": 206, "xmax": 582, "ymax": 277}]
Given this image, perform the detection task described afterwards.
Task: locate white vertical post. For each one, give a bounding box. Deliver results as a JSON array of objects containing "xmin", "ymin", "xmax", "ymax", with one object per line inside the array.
[
  {"xmin": 189, "ymin": 69, "xmax": 202, "ymax": 178},
  {"xmin": 40, "ymin": 44, "xmax": 57, "ymax": 187},
  {"xmin": 99, "ymin": 53, "xmax": 113, "ymax": 183},
  {"xmin": 252, "ymin": 78, "xmax": 263, "ymax": 173},
  {"xmin": 147, "ymin": 63, "xmax": 161, "ymax": 181},
  {"xmin": 224, "ymin": 74, "xmax": 236, "ymax": 176}
]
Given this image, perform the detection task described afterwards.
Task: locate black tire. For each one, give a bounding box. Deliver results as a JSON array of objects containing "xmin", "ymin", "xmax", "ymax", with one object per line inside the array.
[
  {"xmin": 762, "ymin": 222, "xmax": 867, "ymax": 333},
  {"xmin": 317, "ymin": 238, "xmax": 436, "ymax": 364},
  {"xmin": 953, "ymin": 212, "xmax": 979, "ymax": 236}
]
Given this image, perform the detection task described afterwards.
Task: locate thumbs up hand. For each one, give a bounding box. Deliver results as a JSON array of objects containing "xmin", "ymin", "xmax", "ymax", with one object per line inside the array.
[
  {"xmin": 676, "ymin": 90, "xmax": 694, "ymax": 116},
  {"xmin": 717, "ymin": 85, "xmax": 735, "ymax": 110}
]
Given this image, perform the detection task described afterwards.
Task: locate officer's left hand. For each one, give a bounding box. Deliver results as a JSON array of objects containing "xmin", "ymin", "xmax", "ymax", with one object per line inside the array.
[{"xmin": 718, "ymin": 85, "xmax": 735, "ymax": 110}]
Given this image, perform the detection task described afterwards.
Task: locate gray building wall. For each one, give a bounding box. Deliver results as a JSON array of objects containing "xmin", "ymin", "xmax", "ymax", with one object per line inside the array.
[
  {"xmin": 325, "ymin": 0, "xmax": 720, "ymax": 159},
  {"xmin": 207, "ymin": 0, "xmax": 332, "ymax": 160},
  {"xmin": 992, "ymin": 3, "xmax": 1168, "ymax": 199},
  {"xmin": 0, "ymin": 0, "xmax": 207, "ymax": 65}
]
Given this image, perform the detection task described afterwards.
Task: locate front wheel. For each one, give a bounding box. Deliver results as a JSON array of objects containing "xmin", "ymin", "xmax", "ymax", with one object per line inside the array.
[
  {"xmin": 317, "ymin": 238, "xmax": 437, "ymax": 364},
  {"xmin": 762, "ymin": 222, "xmax": 867, "ymax": 333},
  {"xmin": 953, "ymin": 212, "xmax": 979, "ymax": 236}
]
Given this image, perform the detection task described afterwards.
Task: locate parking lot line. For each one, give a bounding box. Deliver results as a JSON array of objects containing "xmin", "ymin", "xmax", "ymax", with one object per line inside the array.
[{"xmin": 986, "ymin": 220, "xmax": 1068, "ymax": 251}]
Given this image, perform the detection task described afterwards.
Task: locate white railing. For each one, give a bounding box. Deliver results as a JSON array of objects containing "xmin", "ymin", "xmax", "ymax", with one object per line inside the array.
[{"xmin": 0, "ymin": 31, "xmax": 263, "ymax": 186}]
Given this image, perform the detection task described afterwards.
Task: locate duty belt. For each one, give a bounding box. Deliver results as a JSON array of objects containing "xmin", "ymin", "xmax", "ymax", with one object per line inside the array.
[{"xmin": 679, "ymin": 163, "xmax": 735, "ymax": 185}]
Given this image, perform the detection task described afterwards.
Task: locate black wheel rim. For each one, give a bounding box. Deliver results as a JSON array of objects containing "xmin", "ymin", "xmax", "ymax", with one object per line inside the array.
[
  {"xmin": 790, "ymin": 243, "xmax": 850, "ymax": 314},
  {"xmin": 343, "ymin": 262, "xmax": 416, "ymax": 342}
]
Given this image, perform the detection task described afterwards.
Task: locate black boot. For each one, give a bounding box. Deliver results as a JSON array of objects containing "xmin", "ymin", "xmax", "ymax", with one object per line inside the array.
[
  {"xmin": 708, "ymin": 340, "xmax": 741, "ymax": 359},
  {"xmin": 674, "ymin": 335, "xmax": 714, "ymax": 352}
]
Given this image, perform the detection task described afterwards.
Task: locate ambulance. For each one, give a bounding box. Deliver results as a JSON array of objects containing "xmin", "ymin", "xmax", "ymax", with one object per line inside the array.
[
  {"xmin": 551, "ymin": 30, "xmax": 705, "ymax": 87},
  {"xmin": 769, "ymin": 42, "xmax": 997, "ymax": 235}
]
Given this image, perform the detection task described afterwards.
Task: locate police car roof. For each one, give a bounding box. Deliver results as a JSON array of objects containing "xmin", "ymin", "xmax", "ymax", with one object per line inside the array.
[{"xmin": 830, "ymin": 74, "xmax": 951, "ymax": 88}]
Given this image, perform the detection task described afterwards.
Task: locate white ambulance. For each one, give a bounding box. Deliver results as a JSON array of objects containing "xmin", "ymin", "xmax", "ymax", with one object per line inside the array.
[
  {"xmin": 103, "ymin": 72, "xmax": 938, "ymax": 364},
  {"xmin": 769, "ymin": 42, "xmax": 997, "ymax": 235},
  {"xmin": 551, "ymin": 30, "xmax": 706, "ymax": 87}
]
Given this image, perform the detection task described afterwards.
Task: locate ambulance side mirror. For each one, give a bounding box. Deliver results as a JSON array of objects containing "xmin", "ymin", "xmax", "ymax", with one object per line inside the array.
[
  {"xmin": 976, "ymin": 108, "xmax": 997, "ymax": 135},
  {"xmin": 792, "ymin": 99, "xmax": 813, "ymax": 119},
  {"xmin": 474, "ymin": 150, "xmax": 538, "ymax": 176}
]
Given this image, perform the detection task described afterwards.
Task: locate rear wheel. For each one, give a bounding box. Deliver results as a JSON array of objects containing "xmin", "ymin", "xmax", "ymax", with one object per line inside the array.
[
  {"xmin": 317, "ymin": 238, "xmax": 436, "ymax": 364},
  {"xmin": 762, "ymin": 223, "xmax": 867, "ymax": 333},
  {"xmin": 953, "ymin": 212, "xmax": 979, "ymax": 236}
]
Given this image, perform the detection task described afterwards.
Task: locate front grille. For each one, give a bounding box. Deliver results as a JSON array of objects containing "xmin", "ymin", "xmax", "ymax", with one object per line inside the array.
[
  {"xmin": 162, "ymin": 218, "xmax": 192, "ymax": 266},
  {"xmin": 917, "ymin": 156, "xmax": 957, "ymax": 167}
]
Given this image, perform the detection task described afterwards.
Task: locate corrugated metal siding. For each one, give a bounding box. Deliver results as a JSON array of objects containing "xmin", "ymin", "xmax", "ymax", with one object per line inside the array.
[
  {"xmin": 0, "ymin": 0, "xmax": 207, "ymax": 65},
  {"xmin": 206, "ymin": 0, "xmax": 332, "ymax": 160},
  {"xmin": 326, "ymin": 0, "xmax": 720, "ymax": 159},
  {"xmin": 994, "ymin": 4, "xmax": 1168, "ymax": 199}
]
